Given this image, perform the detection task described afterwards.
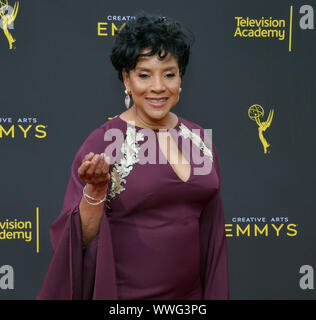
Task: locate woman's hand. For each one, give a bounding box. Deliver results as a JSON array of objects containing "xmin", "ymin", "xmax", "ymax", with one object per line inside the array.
[{"xmin": 78, "ymin": 152, "xmax": 111, "ymax": 196}]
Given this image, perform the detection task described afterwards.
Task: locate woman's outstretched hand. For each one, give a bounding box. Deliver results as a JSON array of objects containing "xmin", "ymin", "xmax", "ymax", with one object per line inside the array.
[{"xmin": 78, "ymin": 152, "xmax": 111, "ymax": 187}]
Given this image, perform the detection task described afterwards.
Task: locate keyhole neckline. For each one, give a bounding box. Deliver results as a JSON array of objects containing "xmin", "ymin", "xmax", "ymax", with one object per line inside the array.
[{"xmin": 117, "ymin": 114, "xmax": 193, "ymax": 183}]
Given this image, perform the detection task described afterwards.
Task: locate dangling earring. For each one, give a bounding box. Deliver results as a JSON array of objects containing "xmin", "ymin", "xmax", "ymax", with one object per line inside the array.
[
  {"xmin": 178, "ymin": 87, "xmax": 182, "ymax": 101},
  {"xmin": 124, "ymin": 89, "xmax": 131, "ymax": 109}
]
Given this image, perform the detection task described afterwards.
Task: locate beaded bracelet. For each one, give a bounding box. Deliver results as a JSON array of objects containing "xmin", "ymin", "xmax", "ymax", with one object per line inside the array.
[{"xmin": 83, "ymin": 185, "xmax": 107, "ymax": 206}]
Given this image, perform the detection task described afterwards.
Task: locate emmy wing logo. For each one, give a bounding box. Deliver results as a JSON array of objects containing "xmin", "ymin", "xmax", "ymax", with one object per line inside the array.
[
  {"xmin": 0, "ymin": 0, "xmax": 19, "ymax": 50},
  {"xmin": 248, "ymin": 104, "xmax": 274, "ymax": 154}
]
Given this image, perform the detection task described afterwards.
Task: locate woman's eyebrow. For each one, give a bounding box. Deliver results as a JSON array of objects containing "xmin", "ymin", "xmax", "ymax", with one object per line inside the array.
[{"xmin": 135, "ymin": 66, "xmax": 178, "ymax": 71}]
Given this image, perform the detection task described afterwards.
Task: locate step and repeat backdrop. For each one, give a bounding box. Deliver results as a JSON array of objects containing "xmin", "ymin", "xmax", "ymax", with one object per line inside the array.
[{"xmin": 0, "ymin": 0, "xmax": 315, "ymax": 299}]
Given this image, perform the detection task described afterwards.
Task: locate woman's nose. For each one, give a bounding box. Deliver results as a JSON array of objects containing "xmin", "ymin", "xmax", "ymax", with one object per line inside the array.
[{"xmin": 151, "ymin": 76, "xmax": 166, "ymax": 92}]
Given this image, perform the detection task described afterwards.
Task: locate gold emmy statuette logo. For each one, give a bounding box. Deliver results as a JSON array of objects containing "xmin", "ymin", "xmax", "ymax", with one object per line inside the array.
[
  {"xmin": 0, "ymin": 0, "xmax": 19, "ymax": 50},
  {"xmin": 248, "ymin": 104, "xmax": 274, "ymax": 154}
]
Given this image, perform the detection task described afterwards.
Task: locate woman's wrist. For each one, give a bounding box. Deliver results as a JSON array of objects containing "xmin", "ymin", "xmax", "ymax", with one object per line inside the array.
[{"xmin": 84, "ymin": 183, "xmax": 108, "ymax": 199}]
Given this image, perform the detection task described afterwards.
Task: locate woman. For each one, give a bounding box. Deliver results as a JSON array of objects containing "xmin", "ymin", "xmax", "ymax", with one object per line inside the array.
[{"xmin": 37, "ymin": 13, "xmax": 229, "ymax": 300}]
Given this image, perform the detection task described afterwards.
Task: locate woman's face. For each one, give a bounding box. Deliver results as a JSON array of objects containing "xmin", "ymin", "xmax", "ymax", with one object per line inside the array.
[{"xmin": 122, "ymin": 48, "xmax": 182, "ymax": 125}]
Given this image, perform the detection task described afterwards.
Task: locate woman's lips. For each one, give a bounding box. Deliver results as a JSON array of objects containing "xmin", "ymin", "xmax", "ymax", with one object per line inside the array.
[{"xmin": 146, "ymin": 98, "xmax": 168, "ymax": 107}]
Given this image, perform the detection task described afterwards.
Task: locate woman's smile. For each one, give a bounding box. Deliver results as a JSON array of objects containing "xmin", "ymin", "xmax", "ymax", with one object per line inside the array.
[{"xmin": 145, "ymin": 97, "xmax": 169, "ymax": 107}]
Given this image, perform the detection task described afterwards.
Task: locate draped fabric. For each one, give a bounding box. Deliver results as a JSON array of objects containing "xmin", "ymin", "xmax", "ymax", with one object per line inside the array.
[{"xmin": 37, "ymin": 114, "xmax": 229, "ymax": 300}]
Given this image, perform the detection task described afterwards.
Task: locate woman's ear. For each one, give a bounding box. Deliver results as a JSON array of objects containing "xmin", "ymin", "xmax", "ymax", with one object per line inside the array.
[{"xmin": 122, "ymin": 68, "xmax": 130, "ymax": 90}]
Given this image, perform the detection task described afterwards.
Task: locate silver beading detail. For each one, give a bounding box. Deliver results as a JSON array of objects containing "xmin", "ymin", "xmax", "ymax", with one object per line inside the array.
[
  {"xmin": 179, "ymin": 122, "xmax": 213, "ymax": 162},
  {"xmin": 107, "ymin": 126, "xmax": 145, "ymax": 202}
]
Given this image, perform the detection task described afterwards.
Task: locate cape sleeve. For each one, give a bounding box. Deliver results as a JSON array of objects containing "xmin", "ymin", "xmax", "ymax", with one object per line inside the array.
[
  {"xmin": 36, "ymin": 125, "xmax": 117, "ymax": 300},
  {"xmin": 199, "ymin": 142, "xmax": 230, "ymax": 300}
]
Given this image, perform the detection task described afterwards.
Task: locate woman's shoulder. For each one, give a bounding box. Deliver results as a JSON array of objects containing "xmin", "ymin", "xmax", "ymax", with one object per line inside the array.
[
  {"xmin": 85, "ymin": 115, "xmax": 125, "ymax": 139},
  {"xmin": 98, "ymin": 114, "xmax": 125, "ymax": 131},
  {"xmin": 74, "ymin": 115, "xmax": 125, "ymax": 158},
  {"xmin": 177, "ymin": 114, "xmax": 216, "ymax": 154},
  {"xmin": 177, "ymin": 114, "xmax": 206, "ymax": 131},
  {"xmin": 177, "ymin": 114, "xmax": 212, "ymax": 140}
]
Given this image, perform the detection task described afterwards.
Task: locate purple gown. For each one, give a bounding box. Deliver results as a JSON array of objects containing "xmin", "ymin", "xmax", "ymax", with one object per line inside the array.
[{"xmin": 36, "ymin": 114, "xmax": 229, "ymax": 300}]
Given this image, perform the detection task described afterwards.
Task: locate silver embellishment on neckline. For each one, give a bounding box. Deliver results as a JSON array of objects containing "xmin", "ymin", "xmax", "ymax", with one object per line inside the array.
[
  {"xmin": 106, "ymin": 126, "xmax": 145, "ymax": 208},
  {"xmin": 105, "ymin": 121, "xmax": 213, "ymax": 212},
  {"xmin": 178, "ymin": 122, "xmax": 213, "ymax": 163}
]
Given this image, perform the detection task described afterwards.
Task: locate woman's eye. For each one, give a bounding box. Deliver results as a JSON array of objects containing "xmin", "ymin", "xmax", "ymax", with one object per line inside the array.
[
  {"xmin": 166, "ymin": 73, "xmax": 175, "ymax": 78},
  {"xmin": 139, "ymin": 74, "xmax": 149, "ymax": 78}
]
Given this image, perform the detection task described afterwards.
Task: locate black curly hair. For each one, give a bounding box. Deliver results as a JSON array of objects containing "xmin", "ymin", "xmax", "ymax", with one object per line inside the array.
[{"xmin": 110, "ymin": 12, "xmax": 194, "ymax": 82}]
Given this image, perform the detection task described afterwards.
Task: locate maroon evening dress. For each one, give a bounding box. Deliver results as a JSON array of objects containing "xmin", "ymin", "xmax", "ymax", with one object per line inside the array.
[{"xmin": 37, "ymin": 114, "xmax": 229, "ymax": 300}]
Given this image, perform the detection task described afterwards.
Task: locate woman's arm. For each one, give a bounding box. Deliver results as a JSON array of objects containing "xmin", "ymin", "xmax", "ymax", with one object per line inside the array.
[
  {"xmin": 37, "ymin": 126, "xmax": 118, "ymax": 299},
  {"xmin": 77, "ymin": 153, "xmax": 111, "ymax": 248},
  {"xmin": 79, "ymin": 183, "xmax": 107, "ymax": 247},
  {"xmin": 199, "ymin": 143, "xmax": 229, "ymax": 299}
]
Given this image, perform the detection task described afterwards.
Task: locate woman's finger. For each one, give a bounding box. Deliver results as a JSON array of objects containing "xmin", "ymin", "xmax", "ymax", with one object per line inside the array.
[
  {"xmin": 78, "ymin": 161, "xmax": 91, "ymax": 177},
  {"xmin": 82, "ymin": 152, "xmax": 94, "ymax": 164},
  {"xmin": 99, "ymin": 154, "xmax": 109, "ymax": 172},
  {"xmin": 79, "ymin": 153, "xmax": 95, "ymax": 177},
  {"xmin": 104, "ymin": 155, "xmax": 111, "ymax": 171},
  {"xmin": 94, "ymin": 166, "xmax": 103, "ymax": 177},
  {"xmin": 94, "ymin": 154, "xmax": 105, "ymax": 177},
  {"xmin": 86, "ymin": 154, "xmax": 101, "ymax": 177}
]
